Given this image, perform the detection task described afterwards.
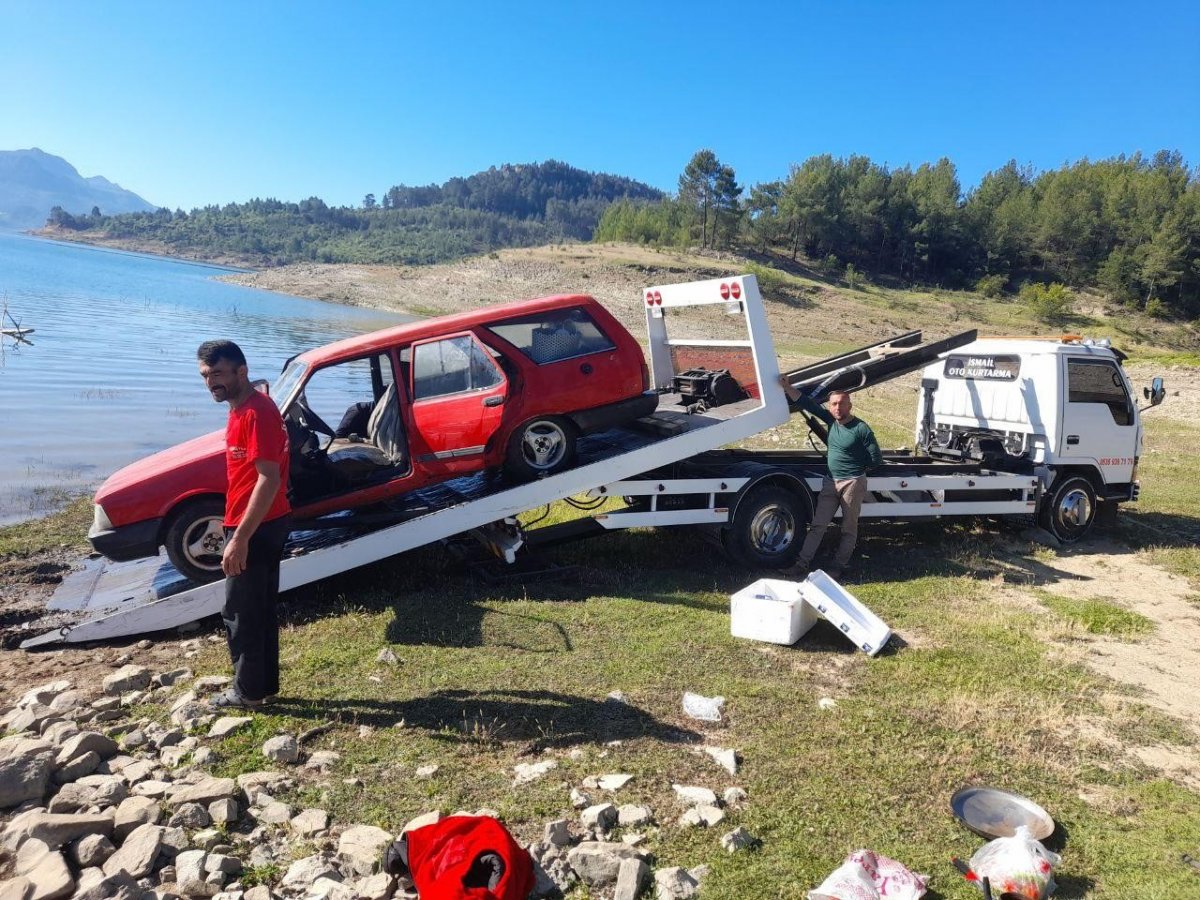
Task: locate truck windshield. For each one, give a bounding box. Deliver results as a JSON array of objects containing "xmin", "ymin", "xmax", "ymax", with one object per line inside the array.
[{"xmin": 270, "ymin": 359, "xmax": 309, "ymax": 412}]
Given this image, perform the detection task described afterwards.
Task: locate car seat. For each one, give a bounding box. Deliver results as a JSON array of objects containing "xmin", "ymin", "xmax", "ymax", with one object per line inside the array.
[{"xmin": 326, "ymin": 383, "xmax": 406, "ymax": 481}]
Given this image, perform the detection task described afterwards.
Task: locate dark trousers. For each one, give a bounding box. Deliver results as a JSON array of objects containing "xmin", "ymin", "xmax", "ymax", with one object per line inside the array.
[{"xmin": 222, "ymin": 516, "xmax": 290, "ymax": 702}]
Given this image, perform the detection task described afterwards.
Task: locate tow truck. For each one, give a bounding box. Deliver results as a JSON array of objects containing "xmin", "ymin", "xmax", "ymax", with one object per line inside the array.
[{"xmin": 23, "ymin": 275, "xmax": 1164, "ymax": 647}]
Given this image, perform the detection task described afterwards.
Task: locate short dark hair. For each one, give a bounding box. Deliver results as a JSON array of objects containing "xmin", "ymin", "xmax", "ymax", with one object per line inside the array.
[{"xmin": 197, "ymin": 340, "xmax": 246, "ymax": 368}]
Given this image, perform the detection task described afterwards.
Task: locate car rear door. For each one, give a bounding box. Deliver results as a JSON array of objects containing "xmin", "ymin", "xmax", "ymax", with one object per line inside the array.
[{"xmin": 409, "ymin": 333, "xmax": 508, "ymax": 472}]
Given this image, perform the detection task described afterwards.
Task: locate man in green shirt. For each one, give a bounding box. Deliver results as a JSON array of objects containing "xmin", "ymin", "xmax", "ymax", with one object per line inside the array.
[{"xmin": 784, "ymin": 388, "xmax": 883, "ymax": 579}]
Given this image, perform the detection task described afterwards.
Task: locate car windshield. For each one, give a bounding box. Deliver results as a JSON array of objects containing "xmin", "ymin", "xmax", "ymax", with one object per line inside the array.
[{"xmin": 270, "ymin": 359, "xmax": 309, "ymax": 412}]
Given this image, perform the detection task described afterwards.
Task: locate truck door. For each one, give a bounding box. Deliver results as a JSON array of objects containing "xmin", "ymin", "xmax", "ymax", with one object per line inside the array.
[
  {"xmin": 1058, "ymin": 356, "xmax": 1137, "ymax": 486},
  {"xmin": 409, "ymin": 333, "xmax": 508, "ymax": 473}
]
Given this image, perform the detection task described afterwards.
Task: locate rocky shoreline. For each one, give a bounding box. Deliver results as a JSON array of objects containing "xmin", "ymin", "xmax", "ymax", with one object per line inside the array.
[{"xmin": 0, "ymin": 656, "xmax": 758, "ymax": 900}]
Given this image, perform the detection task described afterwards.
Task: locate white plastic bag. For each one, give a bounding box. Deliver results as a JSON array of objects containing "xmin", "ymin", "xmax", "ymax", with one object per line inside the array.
[
  {"xmin": 966, "ymin": 825, "xmax": 1060, "ymax": 900},
  {"xmin": 808, "ymin": 850, "xmax": 928, "ymax": 899},
  {"xmin": 682, "ymin": 691, "xmax": 725, "ymax": 722}
]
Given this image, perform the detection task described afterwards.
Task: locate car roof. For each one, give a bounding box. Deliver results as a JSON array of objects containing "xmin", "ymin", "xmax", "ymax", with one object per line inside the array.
[{"xmin": 296, "ymin": 293, "xmax": 600, "ymax": 368}]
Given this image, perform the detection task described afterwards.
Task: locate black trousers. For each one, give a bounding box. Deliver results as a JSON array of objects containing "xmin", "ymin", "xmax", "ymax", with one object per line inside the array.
[{"xmin": 222, "ymin": 515, "xmax": 290, "ymax": 702}]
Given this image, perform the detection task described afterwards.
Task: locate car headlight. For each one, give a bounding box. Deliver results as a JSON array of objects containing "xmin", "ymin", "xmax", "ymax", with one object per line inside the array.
[{"xmin": 91, "ymin": 503, "xmax": 114, "ymax": 535}]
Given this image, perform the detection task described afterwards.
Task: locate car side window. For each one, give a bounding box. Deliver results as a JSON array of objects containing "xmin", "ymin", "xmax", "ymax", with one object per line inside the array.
[
  {"xmin": 1067, "ymin": 358, "xmax": 1132, "ymax": 426},
  {"xmin": 298, "ymin": 353, "xmax": 396, "ymax": 437},
  {"xmin": 485, "ymin": 308, "xmax": 615, "ymax": 364},
  {"xmin": 413, "ymin": 336, "xmax": 502, "ymax": 400}
]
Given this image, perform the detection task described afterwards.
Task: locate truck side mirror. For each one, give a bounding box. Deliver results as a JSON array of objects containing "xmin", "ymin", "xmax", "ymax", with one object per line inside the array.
[{"xmin": 1142, "ymin": 376, "xmax": 1165, "ymax": 408}]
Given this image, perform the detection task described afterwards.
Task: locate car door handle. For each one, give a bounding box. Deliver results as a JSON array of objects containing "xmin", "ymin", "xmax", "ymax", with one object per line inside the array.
[
  {"xmin": 483, "ymin": 396, "xmax": 504, "ymax": 407},
  {"xmin": 1066, "ymin": 434, "xmax": 1080, "ymax": 445}
]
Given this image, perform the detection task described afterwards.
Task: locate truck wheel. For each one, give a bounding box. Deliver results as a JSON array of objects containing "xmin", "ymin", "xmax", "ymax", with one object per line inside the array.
[
  {"xmin": 505, "ymin": 417, "xmax": 577, "ymax": 481},
  {"xmin": 164, "ymin": 497, "xmax": 226, "ymax": 583},
  {"xmin": 724, "ymin": 484, "xmax": 806, "ymax": 569},
  {"xmin": 1039, "ymin": 475, "xmax": 1097, "ymax": 543}
]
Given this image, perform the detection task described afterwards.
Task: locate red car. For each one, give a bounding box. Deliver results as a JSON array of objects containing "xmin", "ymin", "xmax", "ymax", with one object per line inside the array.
[{"xmin": 89, "ymin": 294, "xmax": 656, "ymax": 581}]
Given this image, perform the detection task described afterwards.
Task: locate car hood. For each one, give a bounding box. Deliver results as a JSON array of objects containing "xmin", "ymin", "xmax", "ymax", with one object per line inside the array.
[{"xmin": 95, "ymin": 430, "xmax": 226, "ymax": 503}]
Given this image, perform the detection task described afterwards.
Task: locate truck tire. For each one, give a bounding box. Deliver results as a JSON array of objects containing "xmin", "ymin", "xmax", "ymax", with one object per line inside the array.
[
  {"xmin": 164, "ymin": 497, "xmax": 226, "ymax": 583},
  {"xmin": 723, "ymin": 484, "xmax": 806, "ymax": 569},
  {"xmin": 1039, "ymin": 475, "xmax": 1097, "ymax": 543},
  {"xmin": 505, "ymin": 416, "xmax": 577, "ymax": 481}
]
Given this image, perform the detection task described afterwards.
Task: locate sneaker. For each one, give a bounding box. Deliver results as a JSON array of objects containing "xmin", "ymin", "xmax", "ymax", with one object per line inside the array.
[{"xmin": 208, "ymin": 688, "xmax": 264, "ymax": 710}]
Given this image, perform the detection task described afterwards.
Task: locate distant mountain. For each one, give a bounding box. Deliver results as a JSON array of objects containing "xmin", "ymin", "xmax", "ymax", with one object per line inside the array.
[
  {"xmin": 0, "ymin": 148, "xmax": 155, "ymax": 231},
  {"xmin": 39, "ymin": 160, "xmax": 666, "ymax": 267}
]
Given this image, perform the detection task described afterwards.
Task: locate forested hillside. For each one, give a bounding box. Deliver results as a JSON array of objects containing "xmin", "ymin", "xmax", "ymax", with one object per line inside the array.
[
  {"xmin": 45, "ymin": 161, "xmax": 662, "ymax": 266},
  {"xmin": 599, "ymin": 149, "xmax": 1200, "ymax": 319}
]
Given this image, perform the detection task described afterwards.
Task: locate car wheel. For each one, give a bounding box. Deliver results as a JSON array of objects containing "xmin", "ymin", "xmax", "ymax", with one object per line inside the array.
[
  {"xmin": 505, "ymin": 417, "xmax": 577, "ymax": 480},
  {"xmin": 723, "ymin": 484, "xmax": 807, "ymax": 568},
  {"xmin": 1039, "ymin": 474, "xmax": 1097, "ymax": 543},
  {"xmin": 164, "ymin": 497, "xmax": 226, "ymax": 583}
]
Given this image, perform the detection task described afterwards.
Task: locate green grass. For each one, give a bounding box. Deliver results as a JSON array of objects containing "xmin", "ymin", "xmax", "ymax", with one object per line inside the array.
[
  {"xmin": 0, "ymin": 496, "xmax": 92, "ymax": 557},
  {"xmin": 150, "ymin": 508, "xmax": 1200, "ymax": 899},
  {"xmin": 1035, "ymin": 591, "xmax": 1155, "ymax": 637}
]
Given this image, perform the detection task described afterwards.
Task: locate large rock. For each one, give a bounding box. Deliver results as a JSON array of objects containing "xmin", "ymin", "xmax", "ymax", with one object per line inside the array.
[
  {"xmin": 565, "ymin": 842, "xmax": 647, "ymax": 888},
  {"xmin": 337, "ymin": 824, "xmax": 392, "ymax": 876},
  {"xmin": 614, "ymin": 857, "xmax": 648, "ymax": 900},
  {"xmin": 52, "ymin": 750, "xmax": 101, "ymax": 785},
  {"xmin": 208, "ymin": 798, "xmax": 239, "ymax": 826},
  {"xmin": 654, "ymin": 866, "xmax": 700, "ymax": 899},
  {"xmin": 580, "ymin": 803, "xmax": 618, "ymax": 831},
  {"xmin": 703, "ymin": 746, "xmax": 739, "ymax": 775},
  {"xmin": 721, "ymin": 826, "xmax": 757, "ymax": 852},
  {"xmin": 355, "ymin": 872, "xmax": 393, "ymax": 900},
  {"xmin": 678, "ymin": 805, "xmax": 725, "ymax": 828},
  {"xmin": 70, "ymin": 833, "xmax": 116, "ymax": 868},
  {"xmin": 19, "ymin": 681, "xmax": 72, "ymax": 709},
  {"xmin": 0, "ymin": 741, "xmax": 53, "ymax": 808},
  {"xmin": 55, "ymin": 733, "xmax": 118, "ymax": 767},
  {"xmin": 281, "ymin": 854, "xmax": 342, "ymax": 890},
  {"xmin": 175, "ymin": 849, "xmax": 208, "ymax": 885},
  {"xmin": 291, "ymin": 808, "xmax": 329, "ymax": 837},
  {"xmin": 113, "ymin": 801, "xmax": 160, "ymax": 844},
  {"xmin": 70, "ymin": 868, "xmax": 141, "ymax": 900},
  {"xmin": 235, "ymin": 771, "xmax": 291, "ymax": 795},
  {"xmin": 671, "ymin": 785, "xmax": 718, "ymax": 806},
  {"xmin": 261, "ymin": 735, "xmax": 299, "ymax": 764},
  {"xmin": 0, "ymin": 877, "xmax": 32, "ymax": 900},
  {"xmin": 617, "ymin": 805, "xmax": 653, "ymax": 827},
  {"xmin": 48, "ymin": 782, "xmax": 99, "ymax": 814},
  {"xmin": 1, "ymin": 811, "xmax": 114, "ymax": 851},
  {"xmin": 168, "ymin": 802, "xmax": 211, "ymax": 829},
  {"xmin": 75, "ymin": 775, "xmax": 127, "ymax": 807},
  {"xmin": 166, "ymin": 777, "xmax": 237, "ymax": 807},
  {"xmin": 15, "ymin": 838, "xmax": 74, "ymax": 900},
  {"xmin": 207, "ymin": 717, "xmax": 252, "ymax": 739},
  {"xmin": 102, "ymin": 822, "xmax": 163, "ymax": 878},
  {"xmin": 102, "ymin": 666, "xmax": 151, "ymax": 696},
  {"xmin": 513, "ymin": 760, "xmax": 557, "ymax": 785}
]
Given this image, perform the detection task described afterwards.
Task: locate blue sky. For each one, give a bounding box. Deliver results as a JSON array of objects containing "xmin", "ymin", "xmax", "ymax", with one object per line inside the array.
[{"xmin": 2, "ymin": 0, "xmax": 1197, "ymax": 211}]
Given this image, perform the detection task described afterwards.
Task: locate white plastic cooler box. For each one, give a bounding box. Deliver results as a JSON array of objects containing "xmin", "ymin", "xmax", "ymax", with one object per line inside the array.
[{"xmin": 730, "ymin": 578, "xmax": 818, "ymax": 645}]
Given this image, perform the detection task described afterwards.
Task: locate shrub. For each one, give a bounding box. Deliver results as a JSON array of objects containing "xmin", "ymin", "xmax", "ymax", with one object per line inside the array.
[
  {"xmin": 975, "ymin": 273, "xmax": 1007, "ymax": 299},
  {"xmin": 1020, "ymin": 281, "xmax": 1074, "ymax": 324},
  {"xmin": 819, "ymin": 254, "xmax": 843, "ymax": 277},
  {"xmin": 844, "ymin": 263, "xmax": 864, "ymax": 290},
  {"xmin": 1145, "ymin": 297, "xmax": 1168, "ymax": 319}
]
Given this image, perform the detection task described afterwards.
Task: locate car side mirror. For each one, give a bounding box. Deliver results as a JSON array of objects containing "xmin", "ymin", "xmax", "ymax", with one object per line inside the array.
[
  {"xmin": 252, "ymin": 378, "xmax": 270, "ymax": 395},
  {"xmin": 1142, "ymin": 376, "xmax": 1165, "ymax": 408}
]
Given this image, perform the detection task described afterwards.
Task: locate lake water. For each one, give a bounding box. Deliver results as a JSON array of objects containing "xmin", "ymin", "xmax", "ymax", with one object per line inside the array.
[{"xmin": 0, "ymin": 232, "xmax": 406, "ymax": 524}]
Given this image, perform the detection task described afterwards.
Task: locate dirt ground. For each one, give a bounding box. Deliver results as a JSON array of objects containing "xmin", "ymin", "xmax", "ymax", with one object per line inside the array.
[{"xmin": 3, "ymin": 245, "xmax": 1198, "ymax": 797}]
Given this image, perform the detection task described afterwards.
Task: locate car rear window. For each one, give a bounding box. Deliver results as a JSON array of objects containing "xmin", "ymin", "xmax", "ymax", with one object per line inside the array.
[{"xmin": 485, "ymin": 308, "xmax": 615, "ymax": 364}]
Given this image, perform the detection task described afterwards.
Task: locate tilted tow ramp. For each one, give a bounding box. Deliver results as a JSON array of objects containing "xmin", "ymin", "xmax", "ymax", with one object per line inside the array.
[{"xmin": 23, "ymin": 275, "xmax": 792, "ymax": 647}]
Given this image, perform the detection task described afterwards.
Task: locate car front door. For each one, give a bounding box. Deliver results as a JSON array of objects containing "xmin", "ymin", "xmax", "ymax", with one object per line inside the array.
[
  {"xmin": 1058, "ymin": 356, "xmax": 1137, "ymax": 485},
  {"xmin": 409, "ymin": 333, "xmax": 508, "ymax": 473}
]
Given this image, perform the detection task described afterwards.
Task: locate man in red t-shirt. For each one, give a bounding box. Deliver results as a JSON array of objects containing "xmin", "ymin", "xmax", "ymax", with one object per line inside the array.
[{"xmin": 197, "ymin": 340, "xmax": 291, "ymax": 710}]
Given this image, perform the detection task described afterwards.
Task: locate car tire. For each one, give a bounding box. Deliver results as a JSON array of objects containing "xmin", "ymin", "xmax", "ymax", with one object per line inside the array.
[
  {"xmin": 164, "ymin": 496, "xmax": 226, "ymax": 583},
  {"xmin": 723, "ymin": 484, "xmax": 807, "ymax": 569},
  {"xmin": 505, "ymin": 416, "xmax": 578, "ymax": 481},
  {"xmin": 1039, "ymin": 474, "xmax": 1097, "ymax": 543}
]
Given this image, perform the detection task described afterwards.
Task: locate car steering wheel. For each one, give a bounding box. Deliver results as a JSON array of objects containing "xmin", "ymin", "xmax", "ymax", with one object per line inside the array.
[{"xmin": 295, "ymin": 397, "xmax": 337, "ymax": 442}]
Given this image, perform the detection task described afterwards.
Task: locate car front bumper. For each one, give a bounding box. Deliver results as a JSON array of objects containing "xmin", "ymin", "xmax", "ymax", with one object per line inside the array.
[{"xmin": 88, "ymin": 504, "xmax": 161, "ymax": 562}]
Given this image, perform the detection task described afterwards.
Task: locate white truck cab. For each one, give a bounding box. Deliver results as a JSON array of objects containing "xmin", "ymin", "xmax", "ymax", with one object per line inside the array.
[{"xmin": 917, "ymin": 336, "xmax": 1165, "ymax": 539}]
